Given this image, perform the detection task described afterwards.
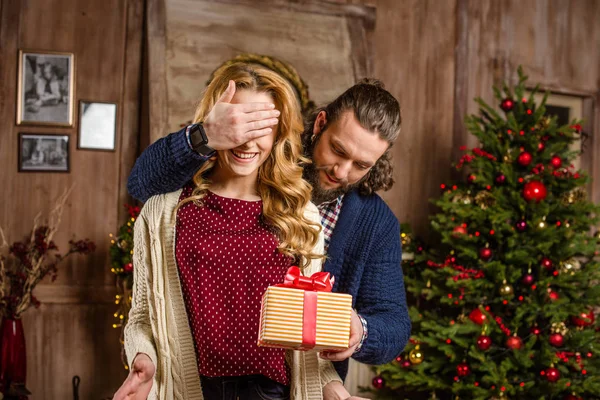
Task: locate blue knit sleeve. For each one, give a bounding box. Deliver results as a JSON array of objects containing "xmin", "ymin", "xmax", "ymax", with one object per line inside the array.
[
  {"xmin": 352, "ymin": 218, "xmax": 411, "ymax": 365},
  {"xmin": 127, "ymin": 127, "xmax": 206, "ymax": 202}
]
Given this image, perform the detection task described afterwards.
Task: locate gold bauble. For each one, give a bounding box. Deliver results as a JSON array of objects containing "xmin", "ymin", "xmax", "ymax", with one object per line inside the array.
[
  {"xmin": 499, "ymin": 280, "xmax": 513, "ymax": 296},
  {"xmin": 120, "ymin": 240, "xmax": 129, "ymax": 250},
  {"xmin": 401, "ymin": 232, "xmax": 412, "ymax": 246},
  {"xmin": 475, "ymin": 191, "xmax": 496, "ymax": 210},
  {"xmin": 452, "ymin": 192, "xmax": 473, "ymax": 205},
  {"xmin": 561, "ymin": 187, "xmax": 587, "ymax": 206},
  {"xmin": 560, "ymin": 258, "xmax": 581, "ymax": 273},
  {"xmin": 409, "ymin": 345, "xmax": 424, "ymax": 365},
  {"xmin": 536, "ymin": 116, "xmax": 552, "ymax": 130}
]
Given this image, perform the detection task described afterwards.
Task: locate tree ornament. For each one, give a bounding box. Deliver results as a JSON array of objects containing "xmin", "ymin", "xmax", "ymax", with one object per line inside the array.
[
  {"xmin": 506, "ymin": 335, "xmax": 523, "ymax": 350},
  {"xmin": 452, "ymin": 225, "xmax": 467, "ymax": 236},
  {"xmin": 564, "ymin": 394, "xmax": 582, "ymax": 400},
  {"xmin": 476, "ymin": 335, "xmax": 492, "ymax": 350},
  {"xmin": 549, "ymin": 290, "xmax": 560, "ymax": 301},
  {"xmin": 372, "ymin": 375, "xmax": 385, "ymax": 389},
  {"xmin": 571, "ymin": 309, "xmax": 595, "ymax": 327},
  {"xmin": 401, "ymin": 359, "xmax": 412, "ymax": 368},
  {"xmin": 495, "ymin": 174, "xmax": 506, "ymax": 185},
  {"xmin": 537, "ymin": 142, "xmax": 545, "ymax": 152},
  {"xmin": 549, "ymin": 333, "xmax": 564, "ymax": 347},
  {"xmin": 545, "ymin": 366, "xmax": 560, "ymax": 382},
  {"xmin": 530, "ymin": 326, "xmax": 541, "ymax": 335},
  {"xmin": 452, "ymin": 193, "xmax": 473, "ymax": 205},
  {"xmin": 499, "ymin": 280, "xmax": 513, "ymax": 296},
  {"xmin": 541, "ymin": 257, "xmax": 553, "ymax": 270},
  {"xmin": 522, "ymin": 271, "xmax": 535, "ymax": 286},
  {"xmin": 479, "ymin": 247, "xmax": 493, "ymax": 261},
  {"xmin": 560, "ymin": 258, "xmax": 581, "ymax": 273},
  {"xmin": 550, "ymin": 156, "xmax": 562, "ymax": 168},
  {"xmin": 561, "ymin": 187, "xmax": 587, "ymax": 206},
  {"xmin": 500, "ymin": 98, "xmax": 515, "ymax": 112},
  {"xmin": 468, "ymin": 174, "xmax": 476, "ymax": 184},
  {"xmin": 124, "ymin": 262, "xmax": 133, "ymax": 273},
  {"xmin": 456, "ymin": 362, "xmax": 470, "ymax": 376},
  {"xmin": 475, "ymin": 191, "xmax": 495, "ymax": 209},
  {"xmin": 518, "ymin": 152, "xmax": 533, "ymax": 167},
  {"xmin": 515, "ymin": 219, "xmax": 528, "ymax": 232},
  {"xmin": 469, "ymin": 308, "xmax": 487, "ymax": 325},
  {"xmin": 523, "ymin": 181, "xmax": 547, "ymax": 202},
  {"xmin": 409, "ymin": 345, "xmax": 424, "ymax": 365}
]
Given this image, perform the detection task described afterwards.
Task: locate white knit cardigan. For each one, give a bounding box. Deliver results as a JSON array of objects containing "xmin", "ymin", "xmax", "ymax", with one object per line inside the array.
[{"xmin": 124, "ymin": 190, "xmax": 342, "ymax": 399}]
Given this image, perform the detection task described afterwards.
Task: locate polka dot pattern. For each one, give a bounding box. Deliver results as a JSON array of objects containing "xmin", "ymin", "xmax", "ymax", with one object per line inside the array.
[{"xmin": 175, "ymin": 185, "xmax": 291, "ymax": 385}]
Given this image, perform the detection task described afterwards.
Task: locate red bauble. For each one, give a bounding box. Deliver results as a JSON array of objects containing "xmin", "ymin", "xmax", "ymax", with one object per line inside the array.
[
  {"xmin": 518, "ymin": 152, "xmax": 533, "ymax": 166},
  {"xmin": 530, "ymin": 326, "xmax": 541, "ymax": 335},
  {"xmin": 476, "ymin": 335, "xmax": 492, "ymax": 350},
  {"xmin": 549, "ymin": 291, "xmax": 560, "ymax": 301},
  {"xmin": 372, "ymin": 375, "xmax": 385, "ymax": 389},
  {"xmin": 468, "ymin": 174, "xmax": 477, "ymax": 183},
  {"xmin": 523, "ymin": 181, "xmax": 547, "ymax": 202},
  {"xmin": 124, "ymin": 262, "xmax": 133, "ymax": 273},
  {"xmin": 571, "ymin": 310, "xmax": 595, "ymax": 327},
  {"xmin": 395, "ymin": 355, "xmax": 403, "ymax": 362},
  {"xmin": 540, "ymin": 257, "xmax": 553, "ymax": 270},
  {"xmin": 515, "ymin": 220, "xmax": 528, "ymax": 232},
  {"xmin": 401, "ymin": 360, "xmax": 412, "ymax": 368},
  {"xmin": 479, "ymin": 248, "xmax": 493, "ymax": 261},
  {"xmin": 545, "ymin": 367, "xmax": 560, "ymax": 382},
  {"xmin": 522, "ymin": 274, "xmax": 535, "ymax": 285},
  {"xmin": 500, "ymin": 98, "xmax": 515, "ymax": 112},
  {"xmin": 550, "ymin": 156, "xmax": 562, "ymax": 169},
  {"xmin": 469, "ymin": 308, "xmax": 487, "ymax": 325},
  {"xmin": 549, "ymin": 333, "xmax": 564, "ymax": 347},
  {"xmin": 452, "ymin": 226, "xmax": 467, "ymax": 236},
  {"xmin": 538, "ymin": 142, "xmax": 545, "ymax": 152},
  {"xmin": 564, "ymin": 395, "xmax": 582, "ymax": 400},
  {"xmin": 456, "ymin": 362, "xmax": 470, "ymax": 376},
  {"xmin": 506, "ymin": 336, "xmax": 523, "ymax": 350},
  {"xmin": 495, "ymin": 174, "xmax": 506, "ymax": 184}
]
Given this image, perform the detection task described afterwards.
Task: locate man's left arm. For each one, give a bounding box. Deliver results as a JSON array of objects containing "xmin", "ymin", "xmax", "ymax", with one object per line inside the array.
[{"xmin": 351, "ymin": 218, "xmax": 411, "ymax": 365}]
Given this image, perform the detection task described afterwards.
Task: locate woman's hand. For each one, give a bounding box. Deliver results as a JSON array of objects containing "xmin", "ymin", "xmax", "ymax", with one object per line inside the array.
[{"xmin": 112, "ymin": 353, "xmax": 155, "ymax": 400}]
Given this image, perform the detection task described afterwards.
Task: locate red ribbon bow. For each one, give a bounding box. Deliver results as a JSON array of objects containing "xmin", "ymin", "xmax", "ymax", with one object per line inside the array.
[{"xmin": 278, "ymin": 266, "xmax": 334, "ymax": 292}]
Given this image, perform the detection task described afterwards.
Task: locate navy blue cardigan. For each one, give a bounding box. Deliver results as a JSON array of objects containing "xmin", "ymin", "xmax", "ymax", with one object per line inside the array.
[{"xmin": 127, "ymin": 128, "xmax": 411, "ymax": 380}]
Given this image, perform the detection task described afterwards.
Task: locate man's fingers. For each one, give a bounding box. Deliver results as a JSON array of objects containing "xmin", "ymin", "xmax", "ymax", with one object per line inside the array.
[
  {"xmin": 320, "ymin": 347, "xmax": 355, "ymax": 362},
  {"xmin": 238, "ymin": 102, "xmax": 276, "ymax": 113},
  {"xmin": 245, "ymin": 127, "xmax": 273, "ymax": 141},
  {"xmin": 217, "ymin": 80, "xmax": 236, "ymax": 104},
  {"xmin": 244, "ymin": 118, "xmax": 279, "ymax": 132},
  {"xmin": 243, "ymin": 109, "xmax": 281, "ymax": 123}
]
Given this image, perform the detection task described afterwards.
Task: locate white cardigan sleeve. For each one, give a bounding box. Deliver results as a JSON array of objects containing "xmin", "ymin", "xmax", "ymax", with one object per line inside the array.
[{"xmin": 124, "ymin": 212, "xmax": 159, "ymax": 369}]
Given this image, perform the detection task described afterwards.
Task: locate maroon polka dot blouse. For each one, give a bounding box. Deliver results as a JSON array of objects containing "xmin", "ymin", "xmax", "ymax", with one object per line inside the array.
[{"xmin": 175, "ymin": 185, "xmax": 291, "ymax": 385}]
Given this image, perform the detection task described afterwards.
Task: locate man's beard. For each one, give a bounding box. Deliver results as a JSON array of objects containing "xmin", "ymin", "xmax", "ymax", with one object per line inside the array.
[{"xmin": 302, "ymin": 133, "xmax": 365, "ymax": 205}]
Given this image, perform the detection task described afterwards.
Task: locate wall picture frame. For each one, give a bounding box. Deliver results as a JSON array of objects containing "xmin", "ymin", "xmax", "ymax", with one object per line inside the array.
[
  {"xmin": 78, "ymin": 101, "xmax": 118, "ymax": 151},
  {"xmin": 526, "ymin": 90, "xmax": 584, "ymax": 170},
  {"xmin": 18, "ymin": 133, "xmax": 70, "ymax": 172},
  {"xmin": 17, "ymin": 50, "xmax": 75, "ymax": 127}
]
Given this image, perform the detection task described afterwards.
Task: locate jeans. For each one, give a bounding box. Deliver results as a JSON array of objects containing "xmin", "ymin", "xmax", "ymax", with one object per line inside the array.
[{"xmin": 200, "ymin": 375, "xmax": 290, "ymax": 400}]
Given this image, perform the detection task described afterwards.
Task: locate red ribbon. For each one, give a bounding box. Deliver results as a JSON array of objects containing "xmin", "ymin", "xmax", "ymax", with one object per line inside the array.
[
  {"xmin": 276, "ymin": 266, "xmax": 335, "ymax": 349},
  {"xmin": 276, "ymin": 266, "xmax": 334, "ymax": 292}
]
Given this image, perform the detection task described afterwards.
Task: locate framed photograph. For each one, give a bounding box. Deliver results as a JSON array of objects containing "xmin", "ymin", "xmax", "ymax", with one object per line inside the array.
[
  {"xmin": 18, "ymin": 133, "xmax": 70, "ymax": 172},
  {"xmin": 526, "ymin": 90, "xmax": 584, "ymax": 170},
  {"xmin": 78, "ymin": 101, "xmax": 118, "ymax": 151},
  {"xmin": 17, "ymin": 50, "xmax": 75, "ymax": 126}
]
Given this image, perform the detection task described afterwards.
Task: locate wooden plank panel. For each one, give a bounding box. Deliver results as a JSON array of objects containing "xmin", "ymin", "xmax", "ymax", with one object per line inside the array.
[{"xmin": 22, "ymin": 304, "xmax": 126, "ymax": 400}]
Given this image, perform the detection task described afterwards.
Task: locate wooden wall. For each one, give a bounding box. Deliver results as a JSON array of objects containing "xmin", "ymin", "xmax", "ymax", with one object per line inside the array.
[
  {"xmin": 0, "ymin": 0, "xmax": 599, "ymax": 399},
  {"xmin": 0, "ymin": 0, "xmax": 143, "ymax": 398}
]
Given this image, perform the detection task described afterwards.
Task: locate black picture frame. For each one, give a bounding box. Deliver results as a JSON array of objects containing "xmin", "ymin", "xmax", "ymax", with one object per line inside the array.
[{"xmin": 18, "ymin": 133, "xmax": 70, "ymax": 173}]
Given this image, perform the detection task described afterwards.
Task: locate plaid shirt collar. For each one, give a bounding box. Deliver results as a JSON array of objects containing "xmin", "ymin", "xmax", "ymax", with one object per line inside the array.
[{"xmin": 317, "ymin": 195, "xmax": 344, "ymax": 253}]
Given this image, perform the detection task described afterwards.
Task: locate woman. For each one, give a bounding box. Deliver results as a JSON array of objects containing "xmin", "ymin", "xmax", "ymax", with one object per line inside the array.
[{"xmin": 114, "ymin": 63, "xmax": 345, "ymax": 400}]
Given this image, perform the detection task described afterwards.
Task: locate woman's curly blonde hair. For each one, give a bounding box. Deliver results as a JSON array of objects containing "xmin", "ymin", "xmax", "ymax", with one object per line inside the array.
[{"xmin": 177, "ymin": 62, "xmax": 322, "ymax": 268}]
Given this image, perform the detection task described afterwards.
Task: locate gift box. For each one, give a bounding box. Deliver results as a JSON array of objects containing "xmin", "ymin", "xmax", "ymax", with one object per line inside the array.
[{"xmin": 258, "ymin": 266, "xmax": 352, "ymax": 351}]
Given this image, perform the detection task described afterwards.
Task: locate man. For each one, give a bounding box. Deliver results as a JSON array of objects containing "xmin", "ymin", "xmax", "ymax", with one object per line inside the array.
[{"xmin": 126, "ymin": 78, "xmax": 411, "ymax": 398}]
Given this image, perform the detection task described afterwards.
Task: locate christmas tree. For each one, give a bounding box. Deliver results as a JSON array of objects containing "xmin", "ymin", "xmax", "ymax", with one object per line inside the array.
[{"xmin": 371, "ymin": 68, "xmax": 600, "ymax": 400}]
